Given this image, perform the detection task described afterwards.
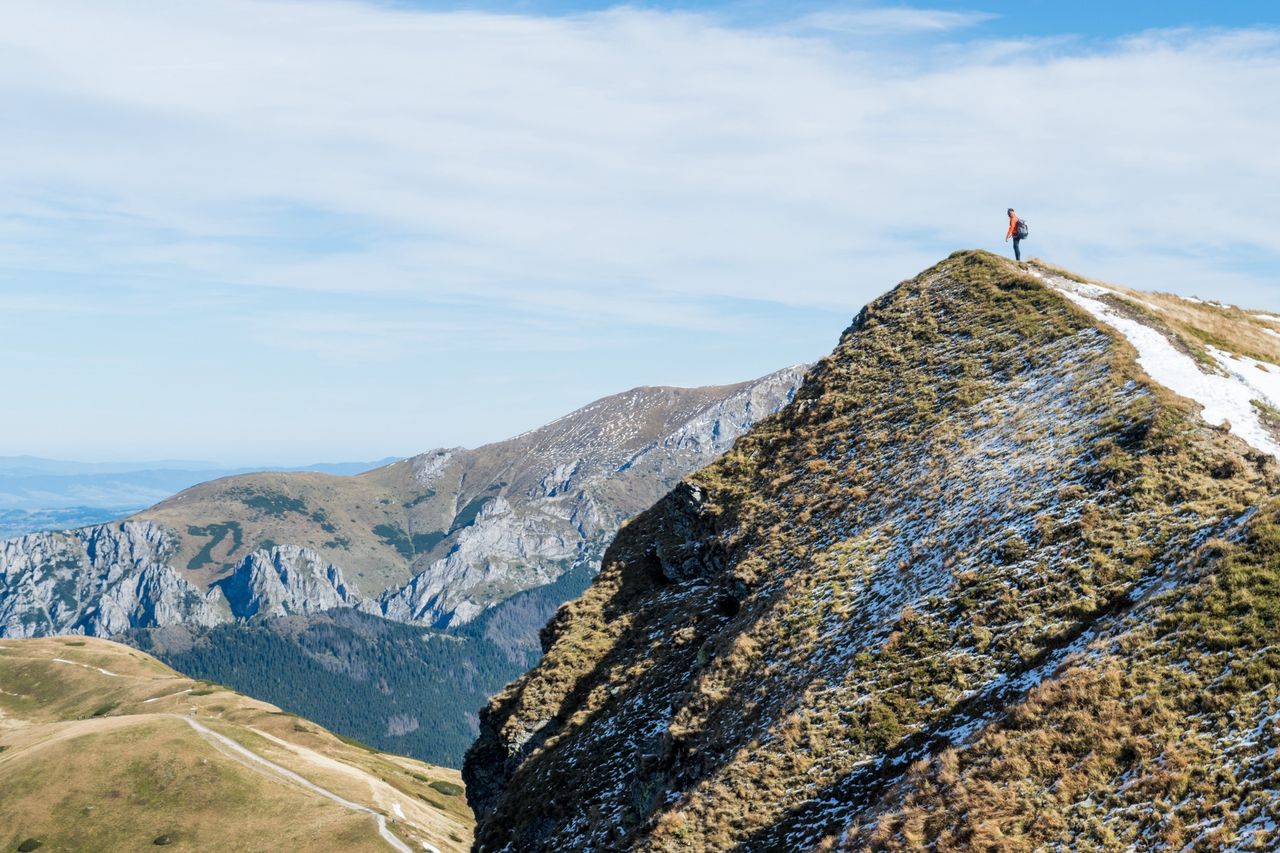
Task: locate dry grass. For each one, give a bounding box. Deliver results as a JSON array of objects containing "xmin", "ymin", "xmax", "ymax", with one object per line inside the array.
[
  {"xmin": 1030, "ymin": 257, "xmax": 1280, "ymax": 366},
  {"xmin": 470, "ymin": 250, "xmax": 1280, "ymax": 853},
  {"xmin": 0, "ymin": 637, "xmax": 474, "ymax": 852}
]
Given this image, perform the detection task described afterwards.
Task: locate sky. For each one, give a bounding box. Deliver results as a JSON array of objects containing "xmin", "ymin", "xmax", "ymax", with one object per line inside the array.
[{"xmin": 2, "ymin": 1, "xmax": 1279, "ymax": 465}]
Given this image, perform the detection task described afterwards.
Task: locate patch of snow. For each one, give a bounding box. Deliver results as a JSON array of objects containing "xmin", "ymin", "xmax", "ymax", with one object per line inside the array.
[
  {"xmin": 144, "ymin": 688, "xmax": 193, "ymax": 703},
  {"xmin": 52, "ymin": 657, "xmax": 121, "ymax": 677},
  {"xmin": 1210, "ymin": 348, "xmax": 1280, "ymax": 410},
  {"xmin": 392, "ymin": 801, "xmax": 405, "ymax": 819},
  {"xmin": 1060, "ymin": 279, "xmax": 1117, "ymax": 299},
  {"xmin": 1044, "ymin": 275, "xmax": 1280, "ymax": 458}
]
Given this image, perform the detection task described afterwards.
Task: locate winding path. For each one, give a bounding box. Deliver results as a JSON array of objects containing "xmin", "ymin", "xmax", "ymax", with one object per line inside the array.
[{"xmin": 176, "ymin": 715, "xmax": 413, "ymax": 853}]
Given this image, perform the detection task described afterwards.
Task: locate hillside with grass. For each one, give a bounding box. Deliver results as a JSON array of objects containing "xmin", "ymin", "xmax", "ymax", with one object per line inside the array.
[
  {"xmin": 465, "ymin": 251, "xmax": 1280, "ymax": 852},
  {"xmin": 0, "ymin": 636, "xmax": 473, "ymax": 852}
]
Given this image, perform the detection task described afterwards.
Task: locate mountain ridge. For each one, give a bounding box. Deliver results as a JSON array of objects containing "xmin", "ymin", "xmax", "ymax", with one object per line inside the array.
[
  {"xmin": 0, "ymin": 368, "xmax": 805, "ymax": 641},
  {"xmin": 465, "ymin": 251, "xmax": 1280, "ymax": 852}
]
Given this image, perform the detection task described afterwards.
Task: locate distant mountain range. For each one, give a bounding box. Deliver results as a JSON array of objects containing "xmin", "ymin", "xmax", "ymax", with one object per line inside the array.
[
  {"xmin": 0, "ymin": 370, "xmax": 804, "ymax": 638},
  {"xmin": 0, "ymin": 456, "xmax": 400, "ymax": 536}
]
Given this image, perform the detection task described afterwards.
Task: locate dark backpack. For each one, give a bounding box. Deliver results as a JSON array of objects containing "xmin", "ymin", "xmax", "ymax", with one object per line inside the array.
[{"xmin": 1015, "ymin": 219, "xmax": 1029, "ymax": 239}]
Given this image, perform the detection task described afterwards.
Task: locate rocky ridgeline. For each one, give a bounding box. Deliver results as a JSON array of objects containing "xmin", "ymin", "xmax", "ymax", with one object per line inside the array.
[
  {"xmin": 217, "ymin": 544, "xmax": 367, "ymax": 620},
  {"xmin": 0, "ymin": 522, "xmax": 217, "ymax": 638},
  {"xmin": 466, "ymin": 252, "xmax": 1280, "ymax": 852},
  {"xmin": 379, "ymin": 366, "xmax": 810, "ymax": 628},
  {"xmin": 0, "ymin": 369, "xmax": 807, "ymax": 639},
  {"xmin": 377, "ymin": 495, "xmax": 582, "ymax": 626}
]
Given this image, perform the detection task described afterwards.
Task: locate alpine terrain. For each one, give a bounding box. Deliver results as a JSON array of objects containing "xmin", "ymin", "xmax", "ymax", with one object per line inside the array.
[
  {"xmin": 0, "ymin": 636, "xmax": 473, "ymax": 852},
  {"xmin": 0, "ymin": 369, "xmax": 804, "ymax": 641},
  {"xmin": 466, "ymin": 251, "xmax": 1280, "ymax": 852},
  {"xmin": 0, "ymin": 372, "xmax": 803, "ymax": 766}
]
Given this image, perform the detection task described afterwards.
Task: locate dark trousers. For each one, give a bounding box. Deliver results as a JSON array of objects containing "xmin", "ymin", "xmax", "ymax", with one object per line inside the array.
[{"xmin": 1013, "ymin": 237, "xmax": 1022, "ymax": 261}]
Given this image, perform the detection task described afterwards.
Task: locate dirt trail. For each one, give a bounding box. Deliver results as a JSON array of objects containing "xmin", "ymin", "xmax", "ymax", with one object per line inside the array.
[
  {"xmin": 175, "ymin": 716, "xmax": 413, "ymax": 853},
  {"xmin": 240, "ymin": 725, "xmax": 452, "ymax": 853}
]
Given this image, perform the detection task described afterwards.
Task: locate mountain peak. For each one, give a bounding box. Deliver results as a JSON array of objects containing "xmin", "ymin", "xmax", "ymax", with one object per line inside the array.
[{"xmin": 465, "ymin": 250, "xmax": 1280, "ymax": 852}]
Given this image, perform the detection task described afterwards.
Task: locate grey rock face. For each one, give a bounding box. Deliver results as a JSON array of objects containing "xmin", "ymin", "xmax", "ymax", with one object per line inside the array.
[
  {"xmin": 218, "ymin": 545, "xmax": 364, "ymax": 620},
  {"xmin": 0, "ymin": 522, "xmax": 224, "ymax": 638},
  {"xmin": 0, "ymin": 527, "xmax": 365, "ymax": 638},
  {"xmin": 378, "ymin": 495, "xmax": 583, "ymax": 627},
  {"xmin": 377, "ymin": 365, "xmax": 808, "ymax": 628}
]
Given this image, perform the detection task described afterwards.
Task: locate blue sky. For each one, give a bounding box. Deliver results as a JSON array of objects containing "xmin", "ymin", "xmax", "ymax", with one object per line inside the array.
[
  {"xmin": 3, "ymin": 1, "xmax": 1279, "ymax": 464},
  {"xmin": 390, "ymin": 0, "xmax": 1279, "ymax": 35}
]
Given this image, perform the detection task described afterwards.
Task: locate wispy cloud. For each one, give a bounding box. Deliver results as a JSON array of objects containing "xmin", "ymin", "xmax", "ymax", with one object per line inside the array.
[
  {"xmin": 787, "ymin": 8, "xmax": 997, "ymax": 36},
  {"xmin": 2, "ymin": 1, "xmax": 1279, "ymax": 458}
]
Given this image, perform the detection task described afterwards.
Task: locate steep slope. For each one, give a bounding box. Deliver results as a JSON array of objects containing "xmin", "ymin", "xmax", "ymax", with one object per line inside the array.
[
  {"xmin": 0, "ymin": 370, "xmax": 804, "ymax": 640},
  {"xmin": 465, "ymin": 251, "xmax": 1280, "ymax": 852},
  {"xmin": 0, "ymin": 636, "xmax": 472, "ymax": 852}
]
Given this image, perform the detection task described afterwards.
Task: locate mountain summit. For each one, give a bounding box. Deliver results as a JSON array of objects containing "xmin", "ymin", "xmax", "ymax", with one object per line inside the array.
[{"xmin": 465, "ymin": 251, "xmax": 1280, "ymax": 851}]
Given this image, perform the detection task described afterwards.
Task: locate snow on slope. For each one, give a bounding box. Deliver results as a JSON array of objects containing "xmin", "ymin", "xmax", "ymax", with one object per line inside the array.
[{"xmin": 1034, "ymin": 270, "xmax": 1280, "ymax": 459}]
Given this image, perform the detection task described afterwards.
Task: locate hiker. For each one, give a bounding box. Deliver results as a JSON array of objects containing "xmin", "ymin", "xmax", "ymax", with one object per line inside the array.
[{"xmin": 1005, "ymin": 208, "xmax": 1027, "ymax": 261}]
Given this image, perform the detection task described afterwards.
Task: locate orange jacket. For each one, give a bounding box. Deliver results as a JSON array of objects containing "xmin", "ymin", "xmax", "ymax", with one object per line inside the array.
[{"xmin": 1006, "ymin": 212, "xmax": 1019, "ymax": 240}]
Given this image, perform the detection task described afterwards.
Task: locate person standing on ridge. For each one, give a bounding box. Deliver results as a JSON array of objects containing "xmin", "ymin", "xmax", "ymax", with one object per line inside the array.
[{"xmin": 1005, "ymin": 208, "xmax": 1027, "ymax": 262}]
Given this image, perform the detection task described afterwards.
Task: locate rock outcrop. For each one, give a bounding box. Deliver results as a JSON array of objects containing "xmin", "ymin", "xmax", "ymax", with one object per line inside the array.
[
  {"xmin": 0, "ymin": 522, "xmax": 225, "ymax": 637},
  {"xmin": 466, "ymin": 252, "xmax": 1280, "ymax": 852},
  {"xmin": 217, "ymin": 545, "xmax": 364, "ymax": 620},
  {"xmin": 364, "ymin": 367, "xmax": 810, "ymax": 627}
]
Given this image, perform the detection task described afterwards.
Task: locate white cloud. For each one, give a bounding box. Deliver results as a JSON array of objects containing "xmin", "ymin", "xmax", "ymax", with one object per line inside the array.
[
  {"xmin": 788, "ymin": 8, "xmax": 996, "ymax": 36},
  {"xmin": 2, "ymin": 1, "xmax": 1278, "ymax": 329},
  {"xmin": 1, "ymin": 7, "xmax": 1276, "ymax": 465}
]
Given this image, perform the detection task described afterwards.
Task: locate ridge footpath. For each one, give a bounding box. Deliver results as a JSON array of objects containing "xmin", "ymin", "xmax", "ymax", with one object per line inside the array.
[{"xmin": 466, "ymin": 251, "xmax": 1280, "ymax": 852}]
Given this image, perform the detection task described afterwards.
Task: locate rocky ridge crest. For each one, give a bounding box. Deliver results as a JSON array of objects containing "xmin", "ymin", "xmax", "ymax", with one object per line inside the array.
[{"xmin": 465, "ymin": 251, "xmax": 1280, "ymax": 852}]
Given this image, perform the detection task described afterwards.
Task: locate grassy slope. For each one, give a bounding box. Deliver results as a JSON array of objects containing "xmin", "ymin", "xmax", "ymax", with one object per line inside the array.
[
  {"xmin": 467, "ymin": 251, "xmax": 1280, "ymax": 851},
  {"xmin": 849, "ymin": 501, "xmax": 1280, "ymax": 851},
  {"xmin": 0, "ymin": 636, "xmax": 473, "ymax": 853},
  {"xmin": 1032, "ymin": 258, "xmax": 1280, "ymax": 368},
  {"xmin": 136, "ymin": 470, "xmax": 416, "ymax": 594}
]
